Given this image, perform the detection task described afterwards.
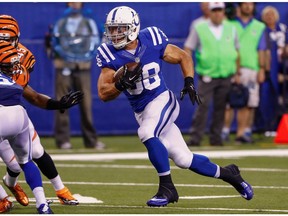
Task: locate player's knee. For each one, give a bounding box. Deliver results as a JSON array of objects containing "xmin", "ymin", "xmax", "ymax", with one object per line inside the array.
[
  {"xmin": 138, "ymin": 126, "xmax": 154, "ymax": 142},
  {"xmin": 172, "ymin": 152, "xmax": 193, "ymax": 169},
  {"xmin": 7, "ymin": 160, "xmax": 22, "ymax": 173},
  {"xmin": 32, "ymin": 142, "xmax": 44, "ymax": 159}
]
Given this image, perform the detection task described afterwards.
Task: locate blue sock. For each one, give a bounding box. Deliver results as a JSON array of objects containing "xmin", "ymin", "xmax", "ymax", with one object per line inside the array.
[
  {"xmin": 143, "ymin": 137, "xmax": 170, "ymax": 174},
  {"xmin": 189, "ymin": 154, "xmax": 217, "ymax": 177},
  {"xmin": 20, "ymin": 161, "xmax": 43, "ymax": 190}
]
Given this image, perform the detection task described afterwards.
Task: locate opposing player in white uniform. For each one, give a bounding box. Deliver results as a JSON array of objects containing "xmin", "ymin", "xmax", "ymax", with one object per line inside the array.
[
  {"xmin": 96, "ymin": 6, "xmax": 254, "ymax": 207},
  {"xmin": 0, "ymin": 15, "xmax": 80, "ymax": 207},
  {"xmin": 0, "ymin": 40, "xmax": 53, "ymax": 214}
]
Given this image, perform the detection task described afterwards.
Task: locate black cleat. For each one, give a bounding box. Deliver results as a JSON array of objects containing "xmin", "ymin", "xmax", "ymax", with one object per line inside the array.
[
  {"xmin": 146, "ymin": 183, "xmax": 179, "ymax": 207},
  {"xmin": 224, "ymin": 164, "xmax": 254, "ymax": 200}
]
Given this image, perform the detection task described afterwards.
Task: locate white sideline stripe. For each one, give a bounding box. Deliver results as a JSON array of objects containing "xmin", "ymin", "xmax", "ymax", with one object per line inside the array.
[
  {"xmin": 17, "ymin": 195, "xmax": 238, "ymax": 203},
  {"xmin": 49, "ymin": 149, "xmax": 288, "ymax": 161},
  {"xmin": 51, "ymin": 152, "xmax": 147, "ymax": 161},
  {"xmin": 180, "ymin": 207, "xmax": 288, "ymax": 213},
  {"xmin": 17, "ymin": 180, "xmax": 287, "ymax": 190},
  {"xmin": 180, "ymin": 195, "xmax": 240, "ymax": 199},
  {"xmin": 2, "ymin": 160, "xmax": 287, "ymax": 173},
  {"xmin": 53, "ymin": 164, "xmax": 288, "ymax": 172},
  {"xmin": 23, "ymin": 194, "xmax": 103, "ymax": 204},
  {"xmin": 242, "ymin": 168, "xmax": 288, "ymax": 172},
  {"xmin": 15, "ymin": 203, "xmax": 288, "ymax": 213}
]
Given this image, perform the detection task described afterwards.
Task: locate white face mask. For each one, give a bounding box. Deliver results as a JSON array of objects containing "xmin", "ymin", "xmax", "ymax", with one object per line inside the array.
[{"xmin": 105, "ymin": 24, "xmax": 131, "ymax": 49}]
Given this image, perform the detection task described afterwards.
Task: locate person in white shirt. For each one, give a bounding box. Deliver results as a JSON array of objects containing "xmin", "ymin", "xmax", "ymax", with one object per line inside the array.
[{"xmin": 184, "ymin": 2, "xmax": 210, "ymax": 56}]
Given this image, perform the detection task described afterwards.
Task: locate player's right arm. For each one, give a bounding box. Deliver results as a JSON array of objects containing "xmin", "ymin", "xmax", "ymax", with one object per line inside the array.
[
  {"xmin": 98, "ymin": 67, "xmax": 121, "ymax": 102},
  {"xmin": 96, "ymin": 43, "xmax": 124, "ymax": 102},
  {"xmin": 23, "ymin": 85, "xmax": 83, "ymax": 110},
  {"xmin": 22, "ymin": 85, "xmax": 51, "ymax": 109}
]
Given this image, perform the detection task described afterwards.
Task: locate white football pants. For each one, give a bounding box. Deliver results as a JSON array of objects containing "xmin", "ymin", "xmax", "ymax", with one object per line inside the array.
[
  {"xmin": 0, "ymin": 105, "xmax": 32, "ymax": 164},
  {"xmin": 0, "ymin": 115, "xmax": 44, "ymax": 173},
  {"xmin": 136, "ymin": 90, "xmax": 193, "ymax": 169}
]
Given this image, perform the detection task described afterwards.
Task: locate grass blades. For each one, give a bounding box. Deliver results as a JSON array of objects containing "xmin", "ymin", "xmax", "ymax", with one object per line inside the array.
[{"xmin": 3, "ymin": 135, "xmax": 288, "ymax": 214}]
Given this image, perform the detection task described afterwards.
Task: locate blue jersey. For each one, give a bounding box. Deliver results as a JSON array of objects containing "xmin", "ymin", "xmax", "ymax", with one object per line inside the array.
[
  {"xmin": 0, "ymin": 73, "xmax": 24, "ymax": 106},
  {"xmin": 96, "ymin": 26, "xmax": 169, "ymax": 113}
]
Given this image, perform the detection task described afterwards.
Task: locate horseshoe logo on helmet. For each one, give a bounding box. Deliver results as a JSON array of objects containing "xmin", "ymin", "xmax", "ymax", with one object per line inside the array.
[{"xmin": 131, "ymin": 11, "xmax": 140, "ymax": 26}]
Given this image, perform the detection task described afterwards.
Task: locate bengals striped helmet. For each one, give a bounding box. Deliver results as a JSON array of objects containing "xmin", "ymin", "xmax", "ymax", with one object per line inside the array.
[
  {"xmin": 0, "ymin": 40, "xmax": 21, "ymax": 76},
  {"xmin": 0, "ymin": 15, "xmax": 20, "ymax": 47}
]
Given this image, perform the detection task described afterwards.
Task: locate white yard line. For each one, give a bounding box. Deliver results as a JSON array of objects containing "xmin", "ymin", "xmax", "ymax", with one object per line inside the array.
[
  {"xmin": 17, "ymin": 180, "xmax": 288, "ymax": 190},
  {"xmin": 4, "ymin": 149, "xmax": 287, "ymax": 213},
  {"xmin": 22, "ymin": 202, "xmax": 288, "ymax": 213},
  {"xmin": 53, "ymin": 163, "xmax": 288, "ymax": 172},
  {"xmin": 18, "ymin": 195, "xmax": 239, "ymax": 203},
  {"xmin": 2, "ymin": 161, "xmax": 287, "ymax": 172},
  {"xmin": 49, "ymin": 149, "xmax": 288, "ymax": 161},
  {"xmin": 5, "ymin": 149, "xmax": 288, "ymax": 213},
  {"xmin": 25, "ymin": 194, "xmax": 103, "ymax": 204},
  {"xmin": 180, "ymin": 195, "xmax": 240, "ymax": 199}
]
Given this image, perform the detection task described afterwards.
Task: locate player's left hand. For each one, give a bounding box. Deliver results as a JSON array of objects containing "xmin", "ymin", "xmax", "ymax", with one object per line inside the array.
[
  {"xmin": 180, "ymin": 77, "xmax": 202, "ymax": 105},
  {"xmin": 59, "ymin": 90, "xmax": 84, "ymax": 113}
]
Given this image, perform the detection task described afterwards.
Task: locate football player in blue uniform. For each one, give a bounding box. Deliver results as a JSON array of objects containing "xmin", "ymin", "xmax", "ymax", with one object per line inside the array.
[
  {"xmin": 0, "ymin": 40, "xmax": 53, "ymax": 214},
  {"xmin": 96, "ymin": 6, "xmax": 254, "ymax": 207}
]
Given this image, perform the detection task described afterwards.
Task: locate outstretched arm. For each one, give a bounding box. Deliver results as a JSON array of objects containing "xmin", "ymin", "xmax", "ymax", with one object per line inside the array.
[
  {"xmin": 23, "ymin": 85, "xmax": 83, "ymax": 110},
  {"xmin": 23, "ymin": 85, "xmax": 51, "ymax": 109}
]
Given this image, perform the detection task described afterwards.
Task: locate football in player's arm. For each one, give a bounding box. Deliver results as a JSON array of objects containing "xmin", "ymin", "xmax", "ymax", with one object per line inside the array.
[{"xmin": 96, "ymin": 6, "xmax": 253, "ymax": 207}]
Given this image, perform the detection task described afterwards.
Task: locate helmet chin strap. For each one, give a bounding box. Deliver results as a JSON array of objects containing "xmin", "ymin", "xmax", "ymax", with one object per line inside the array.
[
  {"xmin": 113, "ymin": 27, "xmax": 138, "ymax": 49},
  {"xmin": 113, "ymin": 35, "xmax": 131, "ymax": 49}
]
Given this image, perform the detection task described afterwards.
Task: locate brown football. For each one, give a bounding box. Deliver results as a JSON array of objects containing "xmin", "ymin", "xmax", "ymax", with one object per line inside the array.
[{"xmin": 113, "ymin": 62, "xmax": 139, "ymax": 82}]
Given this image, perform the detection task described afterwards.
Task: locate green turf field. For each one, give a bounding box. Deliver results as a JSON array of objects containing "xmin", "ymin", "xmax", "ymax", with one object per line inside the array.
[{"xmin": 3, "ymin": 135, "xmax": 288, "ymax": 214}]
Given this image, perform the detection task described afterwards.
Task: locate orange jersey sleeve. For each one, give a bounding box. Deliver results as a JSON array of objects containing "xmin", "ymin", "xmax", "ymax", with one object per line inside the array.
[
  {"xmin": 12, "ymin": 65, "xmax": 30, "ymax": 87},
  {"xmin": 17, "ymin": 43, "xmax": 36, "ymax": 73}
]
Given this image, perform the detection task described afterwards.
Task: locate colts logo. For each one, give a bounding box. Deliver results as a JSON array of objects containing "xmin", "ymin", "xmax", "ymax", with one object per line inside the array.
[{"xmin": 131, "ymin": 11, "xmax": 139, "ymax": 26}]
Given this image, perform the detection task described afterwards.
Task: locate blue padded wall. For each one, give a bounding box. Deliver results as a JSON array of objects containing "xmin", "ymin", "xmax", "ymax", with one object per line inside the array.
[{"xmin": 0, "ymin": 2, "xmax": 287, "ymax": 135}]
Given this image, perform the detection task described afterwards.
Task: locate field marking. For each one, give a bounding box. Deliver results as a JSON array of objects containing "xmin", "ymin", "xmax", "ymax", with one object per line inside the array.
[
  {"xmin": 15, "ymin": 195, "xmax": 238, "ymax": 203},
  {"xmin": 16, "ymin": 201, "xmax": 288, "ymax": 213},
  {"xmin": 21, "ymin": 194, "xmax": 103, "ymax": 204},
  {"xmin": 180, "ymin": 195, "xmax": 239, "ymax": 199},
  {"xmin": 17, "ymin": 180, "xmax": 287, "ymax": 190},
  {"xmin": 17, "ymin": 203, "xmax": 288, "ymax": 213},
  {"xmin": 48, "ymin": 149, "xmax": 288, "ymax": 161},
  {"xmin": 2, "ymin": 161, "xmax": 287, "ymax": 173},
  {"xmin": 242, "ymin": 167, "xmax": 288, "ymax": 172},
  {"xmin": 53, "ymin": 163, "xmax": 288, "ymax": 172}
]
